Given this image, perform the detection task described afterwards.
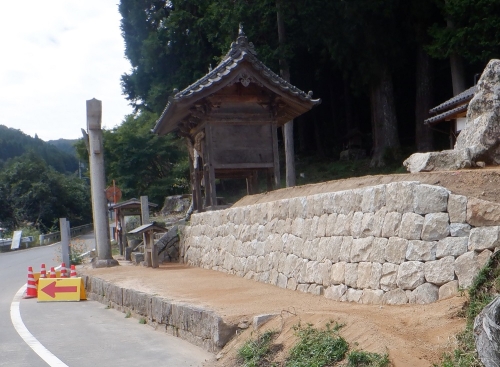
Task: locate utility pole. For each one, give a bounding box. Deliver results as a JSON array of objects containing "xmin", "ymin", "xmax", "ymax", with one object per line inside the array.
[{"xmin": 86, "ymin": 98, "xmax": 118, "ymax": 268}]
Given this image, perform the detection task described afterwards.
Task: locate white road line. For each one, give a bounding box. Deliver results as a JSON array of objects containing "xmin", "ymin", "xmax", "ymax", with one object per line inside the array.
[{"xmin": 10, "ymin": 284, "xmax": 69, "ymax": 367}]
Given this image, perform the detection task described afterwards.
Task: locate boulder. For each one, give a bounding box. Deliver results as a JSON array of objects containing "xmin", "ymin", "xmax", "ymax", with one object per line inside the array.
[
  {"xmin": 406, "ymin": 240, "xmax": 437, "ymax": 261},
  {"xmin": 324, "ymin": 284, "xmax": 348, "ymax": 301},
  {"xmin": 350, "ymin": 237, "xmax": 373, "ymax": 262},
  {"xmin": 385, "ymin": 182, "xmax": 419, "ymax": 213},
  {"xmin": 403, "ymin": 150, "xmax": 472, "ymax": 173},
  {"xmin": 413, "ymin": 184, "xmax": 449, "ymax": 215},
  {"xmin": 397, "ymin": 261, "xmax": 425, "ymax": 290},
  {"xmin": 436, "ymin": 237, "xmax": 468, "ymax": 259},
  {"xmin": 456, "ymin": 59, "xmax": 500, "ymax": 165},
  {"xmin": 380, "ymin": 263, "xmax": 399, "ymax": 291},
  {"xmin": 381, "ymin": 212, "xmax": 402, "ymax": 238},
  {"xmin": 448, "ymin": 194, "xmax": 467, "ymax": 223},
  {"xmin": 385, "ymin": 237, "xmax": 408, "ymax": 264},
  {"xmin": 361, "ymin": 185, "xmax": 386, "ymax": 213},
  {"xmin": 474, "ymin": 296, "xmax": 500, "ymax": 367},
  {"xmin": 399, "ymin": 213, "xmax": 424, "ymax": 240},
  {"xmin": 421, "ymin": 213, "xmax": 450, "ymax": 241},
  {"xmin": 403, "ymin": 60, "xmax": 500, "ymax": 172},
  {"xmin": 439, "ymin": 280, "xmax": 459, "ymax": 300},
  {"xmin": 467, "ymin": 198, "xmax": 500, "ymax": 227},
  {"xmin": 412, "ymin": 283, "xmax": 439, "ymax": 304},
  {"xmin": 382, "ymin": 288, "xmax": 408, "ymax": 305},
  {"xmin": 424, "ymin": 256, "xmax": 455, "ymax": 285},
  {"xmin": 361, "ymin": 289, "xmax": 384, "ymax": 305},
  {"xmin": 344, "ymin": 263, "xmax": 358, "ymax": 288},
  {"xmin": 346, "ymin": 288, "xmax": 363, "ymax": 303},
  {"xmin": 449, "ymin": 223, "xmax": 471, "ymax": 237},
  {"xmin": 455, "ymin": 251, "xmax": 480, "ymax": 288},
  {"xmin": 469, "ymin": 226, "xmax": 500, "ymax": 251}
]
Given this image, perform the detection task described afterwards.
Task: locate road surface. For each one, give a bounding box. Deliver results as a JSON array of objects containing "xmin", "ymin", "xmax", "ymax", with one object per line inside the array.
[{"xmin": 0, "ymin": 235, "xmax": 213, "ymax": 367}]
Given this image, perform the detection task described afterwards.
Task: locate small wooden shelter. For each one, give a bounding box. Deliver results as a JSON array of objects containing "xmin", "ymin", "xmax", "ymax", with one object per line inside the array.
[
  {"xmin": 128, "ymin": 222, "xmax": 166, "ymax": 268},
  {"xmin": 108, "ymin": 198, "xmax": 158, "ymax": 252},
  {"xmin": 153, "ymin": 26, "xmax": 321, "ymax": 211},
  {"xmin": 425, "ymin": 86, "xmax": 476, "ymax": 147}
]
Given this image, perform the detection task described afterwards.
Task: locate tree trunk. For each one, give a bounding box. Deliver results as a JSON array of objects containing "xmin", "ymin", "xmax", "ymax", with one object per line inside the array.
[
  {"xmin": 277, "ymin": 0, "xmax": 295, "ymax": 187},
  {"xmin": 415, "ymin": 46, "xmax": 434, "ymax": 152},
  {"xmin": 447, "ymin": 19, "xmax": 466, "ymax": 95},
  {"xmin": 369, "ymin": 66, "xmax": 401, "ymax": 167}
]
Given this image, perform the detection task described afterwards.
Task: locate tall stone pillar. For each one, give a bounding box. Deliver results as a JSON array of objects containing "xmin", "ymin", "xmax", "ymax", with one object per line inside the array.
[{"xmin": 86, "ymin": 98, "xmax": 118, "ymax": 267}]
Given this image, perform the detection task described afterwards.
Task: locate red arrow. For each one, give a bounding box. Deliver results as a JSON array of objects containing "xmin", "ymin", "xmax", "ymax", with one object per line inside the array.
[{"xmin": 40, "ymin": 281, "xmax": 77, "ymax": 298}]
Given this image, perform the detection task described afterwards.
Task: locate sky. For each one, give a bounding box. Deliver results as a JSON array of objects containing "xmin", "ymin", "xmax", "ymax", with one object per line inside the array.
[{"xmin": 0, "ymin": 1, "xmax": 134, "ymax": 141}]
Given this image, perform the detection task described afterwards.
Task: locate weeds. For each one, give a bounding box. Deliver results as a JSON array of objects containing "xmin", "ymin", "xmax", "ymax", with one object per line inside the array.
[
  {"xmin": 237, "ymin": 322, "xmax": 390, "ymax": 367},
  {"xmin": 238, "ymin": 330, "xmax": 277, "ymax": 367},
  {"xmin": 139, "ymin": 317, "xmax": 147, "ymax": 324},
  {"xmin": 436, "ymin": 250, "xmax": 500, "ymax": 367},
  {"xmin": 347, "ymin": 350, "xmax": 390, "ymax": 367},
  {"xmin": 286, "ymin": 322, "xmax": 348, "ymax": 367},
  {"xmin": 125, "ymin": 311, "xmax": 131, "ymax": 318}
]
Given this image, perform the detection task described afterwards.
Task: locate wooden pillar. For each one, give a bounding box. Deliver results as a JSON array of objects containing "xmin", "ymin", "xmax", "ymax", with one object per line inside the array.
[
  {"xmin": 267, "ymin": 168, "xmax": 273, "ymax": 191},
  {"xmin": 188, "ymin": 152, "xmax": 197, "ymax": 212},
  {"xmin": 272, "ymin": 122, "xmax": 281, "ymax": 189},
  {"xmin": 202, "ymin": 131, "xmax": 210, "ymax": 210},
  {"xmin": 205, "ymin": 124, "xmax": 217, "ymax": 207}
]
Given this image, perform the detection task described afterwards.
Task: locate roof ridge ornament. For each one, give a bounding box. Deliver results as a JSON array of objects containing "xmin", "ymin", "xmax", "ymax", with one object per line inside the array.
[{"xmin": 229, "ymin": 24, "xmax": 257, "ymax": 56}]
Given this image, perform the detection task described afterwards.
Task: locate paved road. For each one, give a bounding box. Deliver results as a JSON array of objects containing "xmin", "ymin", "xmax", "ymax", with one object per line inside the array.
[{"xmin": 0, "ymin": 236, "xmax": 213, "ymax": 367}]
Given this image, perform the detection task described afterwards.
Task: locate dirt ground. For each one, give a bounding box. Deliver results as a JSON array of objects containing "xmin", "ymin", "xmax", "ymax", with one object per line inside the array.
[{"xmin": 82, "ymin": 167, "xmax": 500, "ymax": 367}]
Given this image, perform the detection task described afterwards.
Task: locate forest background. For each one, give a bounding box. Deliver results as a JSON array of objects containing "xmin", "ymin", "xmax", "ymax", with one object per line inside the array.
[{"xmin": 1, "ymin": 0, "xmax": 500, "ymax": 235}]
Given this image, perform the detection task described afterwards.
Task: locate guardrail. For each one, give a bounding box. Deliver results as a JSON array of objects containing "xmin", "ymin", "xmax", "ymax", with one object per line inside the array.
[
  {"xmin": 39, "ymin": 224, "xmax": 93, "ymax": 246},
  {"xmin": 0, "ymin": 237, "xmax": 35, "ymax": 250}
]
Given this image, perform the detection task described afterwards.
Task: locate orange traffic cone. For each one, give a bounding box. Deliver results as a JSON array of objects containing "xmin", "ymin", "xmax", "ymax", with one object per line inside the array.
[
  {"xmin": 40, "ymin": 264, "xmax": 47, "ymax": 279},
  {"xmin": 50, "ymin": 267, "xmax": 56, "ymax": 278},
  {"xmin": 70, "ymin": 265, "xmax": 77, "ymax": 278},
  {"xmin": 60, "ymin": 263, "xmax": 67, "ymax": 278},
  {"xmin": 24, "ymin": 266, "xmax": 37, "ymax": 299}
]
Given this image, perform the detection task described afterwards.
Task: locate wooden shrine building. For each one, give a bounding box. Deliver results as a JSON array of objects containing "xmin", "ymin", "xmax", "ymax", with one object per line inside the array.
[
  {"xmin": 424, "ymin": 85, "xmax": 476, "ymax": 147},
  {"xmin": 153, "ymin": 26, "xmax": 321, "ymax": 211}
]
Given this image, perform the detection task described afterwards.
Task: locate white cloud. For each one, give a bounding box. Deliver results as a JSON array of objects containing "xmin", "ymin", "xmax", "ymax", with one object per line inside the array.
[{"xmin": 0, "ymin": 0, "xmax": 133, "ymax": 141}]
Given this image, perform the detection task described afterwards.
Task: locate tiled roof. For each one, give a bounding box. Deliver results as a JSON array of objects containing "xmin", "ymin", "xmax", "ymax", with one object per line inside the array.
[
  {"xmin": 429, "ymin": 85, "xmax": 476, "ymax": 114},
  {"xmin": 424, "ymin": 103, "xmax": 469, "ymax": 125},
  {"xmin": 153, "ymin": 27, "xmax": 321, "ymax": 135}
]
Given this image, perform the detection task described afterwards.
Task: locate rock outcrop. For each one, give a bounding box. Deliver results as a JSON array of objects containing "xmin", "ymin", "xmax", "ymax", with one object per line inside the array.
[{"xmin": 404, "ymin": 59, "xmax": 500, "ymax": 172}]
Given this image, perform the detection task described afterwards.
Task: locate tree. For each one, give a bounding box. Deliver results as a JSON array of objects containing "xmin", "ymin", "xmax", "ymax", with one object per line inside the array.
[
  {"xmin": 0, "ymin": 152, "xmax": 92, "ymax": 231},
  {"xmin": 76, "ymin": 112, "xmax": 190, "ymax": 206}
]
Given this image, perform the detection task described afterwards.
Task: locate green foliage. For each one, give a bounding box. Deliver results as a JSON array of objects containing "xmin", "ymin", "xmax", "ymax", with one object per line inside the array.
[
  {"xmin": 125, "ymin": 310, "xmax": 132, "ymax": 318},
  {"xmin": 75, "ymin": 111, "xmax": 190, "ymax": 206},
  {"xmin": 0, "ymin": 151, "xmax": 92, "ymax": 231},
  {"xmin": 428, "ymin": 0, "xmax": 500, "ymax": 63},
  {"xmin": 347, "ymin": 350, "xmax": 390, "ymax": 367},
  {"xmin": 139, "ymin": 317, "xmax": 147, "ymax": 324},
  {"xmin": 286, "ymin": 322, "xmax": 348, "ymax": 367},
  {"xmin": 0, "ymin": 125, "xmax": 78, "ymax": 173},
  {"xmin": 237, "ymin": 330, "xmax": 277, "ymax": 367}
]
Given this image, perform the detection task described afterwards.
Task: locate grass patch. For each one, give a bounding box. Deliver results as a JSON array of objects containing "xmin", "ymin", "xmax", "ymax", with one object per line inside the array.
[
  {"xmin": 436, "ymin": 250, "xmax": 500, "ymax": 367},
  {"xmin": 237, "ymin": 322, "xmax": 390, "ymax": 367},
  {"xmin": 347, "ymin": 350, "xmax": 390, "ymax": 367},
  {"xmin": 238, "ymin": 330, "xmax": 277, "ymax": 367},
  {"xmin": 139, "ymin": 317, "xmax": 147, "ymax": 324},
  {"xmin": 125, "ymin": 311, "xmax": 131, "ymax": 318},
  {"xmin": 286, "ymin": 322, "xmax": 348, "ymax": 367}
]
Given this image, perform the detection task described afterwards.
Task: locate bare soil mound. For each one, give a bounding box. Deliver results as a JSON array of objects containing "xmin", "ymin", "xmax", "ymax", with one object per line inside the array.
[{"xmin": 234, "ymin": 167, "xmax": 500, "ymax": 207}]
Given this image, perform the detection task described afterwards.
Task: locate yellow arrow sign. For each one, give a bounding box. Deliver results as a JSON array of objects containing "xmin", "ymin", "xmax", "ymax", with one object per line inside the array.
[{"xmin": 38, "ymin": 278, "xmax": 82, "ymax": 302}]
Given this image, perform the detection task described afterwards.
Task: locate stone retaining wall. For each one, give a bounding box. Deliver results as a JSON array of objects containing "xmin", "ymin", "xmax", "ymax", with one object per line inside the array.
[
  {"xmin": 180, "ymin": 182, "xmax": 500, "ymax": 305},
  {"xmin": 81, "ymin": 275, "xmax": 236, "ymax": 352}
]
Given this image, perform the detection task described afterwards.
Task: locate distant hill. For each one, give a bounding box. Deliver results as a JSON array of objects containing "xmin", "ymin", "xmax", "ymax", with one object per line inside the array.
[
  {"xmin": 0, "ymin": 125, "xmax": 78, "ymax": 173},
  {"xmin": 47, "ymin": 138, "xmax": 78, "ymax": 157}
]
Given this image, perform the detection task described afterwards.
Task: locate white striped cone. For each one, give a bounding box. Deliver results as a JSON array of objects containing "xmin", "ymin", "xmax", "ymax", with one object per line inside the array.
[
  {"xmin": 70, "ymin": 265, "xmax": 77, "ymax": 278},
  {"xmin": 40, "ymin": 264, "xmax": 47, "ymax": 278},
  {"xmin": 50, "ymin": 267, "xmax": 56, "ymax": 278},
  {"xmin": 60, "ymin": 263, "xmax": 67, "ymax": 278},
  {"xmin": 24, "ymin": 266, "xmax": 37, "ymax": 298}
]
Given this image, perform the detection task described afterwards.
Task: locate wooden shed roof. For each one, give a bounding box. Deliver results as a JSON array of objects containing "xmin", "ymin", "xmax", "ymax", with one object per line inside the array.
[
  {"xmin": 425, "ymin": 86, "xmax": 476, "ymax": 125},
  {"xmin": 153, "ymin": 27, "xmax": 321, "ymax": 136},
  {"xmin": 109, "ymin": 198, "xmax": 158, "ymax": 211}
]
